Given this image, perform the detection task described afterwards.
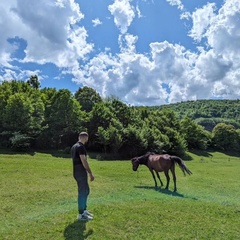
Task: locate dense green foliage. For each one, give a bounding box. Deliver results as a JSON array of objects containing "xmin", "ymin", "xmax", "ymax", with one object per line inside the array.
[
  {"xmin": 1, "ymin": 151, "xmax": 240, "ymax": 239},
  {"xmin": 1, "ymin": 78, "xmax": 240, "ymax": 155},
  {"xmin": 155, "ymin": 99, "xmax": 240, "ymax": 119},
  {"xmin": 154, "ymin": 100, "xmax": 240, "ymax": 131}
]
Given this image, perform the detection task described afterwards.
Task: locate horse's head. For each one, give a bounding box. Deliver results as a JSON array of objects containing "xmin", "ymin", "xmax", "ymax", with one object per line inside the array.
[{"xmin": 131, "ymin": 157, "xmax": 140, "ymax": 171}]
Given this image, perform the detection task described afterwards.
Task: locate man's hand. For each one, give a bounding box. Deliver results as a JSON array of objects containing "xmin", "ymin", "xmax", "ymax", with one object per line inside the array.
[
  {"xmin": 89, "ymin": 173, "xmax": 95, "ymax": 181},
  {"xmin": 80, "ymin": 154, "xmax": 94, "ymax": 181}
]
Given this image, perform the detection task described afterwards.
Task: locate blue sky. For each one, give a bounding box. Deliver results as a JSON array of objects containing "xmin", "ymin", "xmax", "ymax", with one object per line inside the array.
[{"xmin": 1, "ymin": 0, "xmax": 240, "ymax": 105}]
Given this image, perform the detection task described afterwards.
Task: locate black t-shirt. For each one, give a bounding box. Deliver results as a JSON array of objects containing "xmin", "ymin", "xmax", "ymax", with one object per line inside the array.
[
  {"xmin": 71, "ymin": 142, "xmax": 87, "ymax": 176},
  {"xmin": 71, "ymin": 142, "xmax": 87, "ymax": 166}
]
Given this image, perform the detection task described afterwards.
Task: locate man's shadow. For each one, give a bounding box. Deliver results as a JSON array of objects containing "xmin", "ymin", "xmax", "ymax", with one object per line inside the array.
[{"xmin": 64, "ymin": 221, "xmax": 93, "ymax": 240}]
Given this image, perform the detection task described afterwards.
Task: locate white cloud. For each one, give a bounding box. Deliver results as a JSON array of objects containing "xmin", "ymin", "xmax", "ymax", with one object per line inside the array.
[
  {"xmin": 180, "ymin": 11, "xmax": 191, "ymax": 20},
  {"xmin": 136, "ymin": 4, "xmax": 142, "ymax": 18},
  {"xmin": 118, "ymin": 34, "xmax": 138, "ymax": 53},
  {"xmin": 92, "ymin": 18, "xmax": 102, "ymax": 27},
  {"xmin": 166, "ymin": 0, "xmax": 184, "ymax": 11},
  {"xmin": 0, "ymin": 0, "xmax": 19, "ymax": 67},
  {"xmin": 196, "ymin": 49, "xmax": 232, "ymax": 82},
  {"xmin": 189, "ymin": 0, "xmax": 240, "ymax": 100},
  {"xmin": 73, "ymin": 0, "xmax": 240, "ymax": 105},
  {"xmin": 189, "ymin": 3, "xmax": 216, "ymax": 42},
  {"xmin": 0, "ymin": 68, "xmax": 41, "ymax": 83},
  {"xmin": 0, "ymin": 69, "xmax": 18, "ymax": 82},
  {"xmin": 206, "ymin": 0, "xmax": 240, "ymax": 58},
  {"xmin": 108, "ymin": 0, "xmax": 135, "ymax": 34},
  {"xmin": 0, "ymin": 0, "xmax": 93, "ymax": 70},
  {"xmin": 73, "ymin": 39, "xmax": 195, "ymax": 105}
]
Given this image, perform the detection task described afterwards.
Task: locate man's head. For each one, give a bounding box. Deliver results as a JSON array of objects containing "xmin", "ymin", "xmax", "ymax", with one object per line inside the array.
[{"xmin": 79, "ymin": 132, "xmax": 89, "ymax": 144}]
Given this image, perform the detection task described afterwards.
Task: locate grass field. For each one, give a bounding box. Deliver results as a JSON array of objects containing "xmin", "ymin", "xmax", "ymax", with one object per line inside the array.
[{"xmin": 0, "ymin": 150, "xmax": 240, "ymax": 240}]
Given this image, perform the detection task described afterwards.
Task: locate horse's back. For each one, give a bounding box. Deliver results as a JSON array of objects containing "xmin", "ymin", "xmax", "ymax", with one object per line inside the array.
[
  {"xmin": 148, "ymin": 154, "xmax": 172, "ymax": 172},
  {"xmin": 149, "ymin": 154, "xmax": 171, "ymax": 161}
]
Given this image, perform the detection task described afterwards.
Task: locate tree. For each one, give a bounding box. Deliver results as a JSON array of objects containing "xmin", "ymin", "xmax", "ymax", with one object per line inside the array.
[
  {"xmin": 27, "ymin": 75, "xmax": 41, "ymax": 89},
  {"xmin": 162, "ymin": 127, "xmax": 187, "ymax": 155},
  {"xmin": 119, "ymin": 125, "xmax": 148, "ymax": 157},
  {"xmin": 212, "ymin": 123, "xmax": 239, "ymax": 151},
  {"xmin": 3, "ymin": 93, "xmax": 33, "ymax": 133},
  {"xmin": 105, "ymin": 119, "xmax": 123, "ymax": 155},
  {"xmin": 97, "ymin": 126, "xmax": 111, "ymax": 154},
  {"xmin": 45, "ymin": 89, "xmax": 84, "ymax": 148},
  {"xmin": 10, "ymin": 132, "xmax": 31, "ymax": 151},
  {"xmin": 2, "ymin": 93, "xmax": 34, "ymax": 148},
  {"xmin": 107, "ymin": 97, "xmax": 132, "ymax": 127},
  {"xmin": 0, "ymin": 93, "xmax": 7, "ymax": 132},
  {"xmin": 141, "ymin": 125, "xmax": 170, "ymax": 153},
  {"xmin": 181, "ymin": 117, "xmax": 211, "ymax": 150},
  {"xmin": 0, "ymin": 81, "xmax": 44, "ymax": 147},
  {"xmin": 75, "ymin": 86, "xmax": 102, "ymax": 112},
  {"xmin": 40, "ymin": 87, "xmax": 58, "ymax": 120},
  {"xmin": 87, "ymin": 102, "xmax": 114, "ymax": 149},
  {"xmin": 236, "ymin": 129, "xmax": 240, "ymax": 152},
  {"xmin": 29, "ymin": 91, "xmax": 45, "ymax": 135}
]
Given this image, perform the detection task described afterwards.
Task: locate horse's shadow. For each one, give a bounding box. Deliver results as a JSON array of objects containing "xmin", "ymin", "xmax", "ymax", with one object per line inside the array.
[
  {"xmin": 64, "ymin": 221, "xmax": 93, "ymax": 240},
  {"xmin": 134, "ymin": 185, "xmax": 196, "ymax": 199}
]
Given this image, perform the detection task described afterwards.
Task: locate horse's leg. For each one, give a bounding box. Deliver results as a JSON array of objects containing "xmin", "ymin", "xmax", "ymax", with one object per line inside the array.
[
  {"xmin": 149, "ymin": 169, "xmax": 158, "ymax": 188},
  {"xmin": 156, "ymin": 171, "xmax": 163, "ymax": 187},
  {"xmin": 164, "ymin": 170, "xmax": 170, "ymax": 190},
  {"xmin": 170, "ymin": 164, "xmax": 177, "ymax": 192}
]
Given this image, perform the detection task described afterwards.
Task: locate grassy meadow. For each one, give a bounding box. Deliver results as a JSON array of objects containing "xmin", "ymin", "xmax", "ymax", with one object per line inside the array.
[{"xmin": 0, "ymin": 150, "xmax": 240, "ymax": 240}]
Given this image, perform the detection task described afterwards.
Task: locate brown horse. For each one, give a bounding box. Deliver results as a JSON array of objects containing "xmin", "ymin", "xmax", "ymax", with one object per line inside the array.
[{"xmin": 131, "ymin": 152, "xmax": 192, "ymax": 192}]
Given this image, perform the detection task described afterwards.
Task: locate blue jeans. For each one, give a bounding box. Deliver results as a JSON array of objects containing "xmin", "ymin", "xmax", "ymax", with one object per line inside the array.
[{"xmin": 75, "ymin": 174, "xmax": 90, "ymax": 214}]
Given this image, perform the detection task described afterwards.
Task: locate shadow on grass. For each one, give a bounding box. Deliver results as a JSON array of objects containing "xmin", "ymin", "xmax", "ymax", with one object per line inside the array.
[
  {"xmin": 64, "ymin": 221, "xmax": 93, "ymax": 240},
  {"xmin": 43, "ymin": 150, "xmax": 70, "ymax": 159},
  {"xmin": 134, "ymin": 185, "xmax": 198, "ymax": 200},
  {"xmin": 88, "ymin": 151, "xmax": 130, "ymax": 161},
  {"xmin": 188, "ymin": 149, "xmax": 213, "ymax": 158},
  {"xmin": 218, "ymin": 150, "xmax": 240, "ymax": 157},
  {"xmin": 0, "ymin": 148, "xmax": 70, "ymax": 158},
  {"xmin": 189, "ymin": 149, "xmax": 240, "ymax": 159},
  {"xmin": 0, "ymin": 148, "xmax": 36, "ymax": 156}
]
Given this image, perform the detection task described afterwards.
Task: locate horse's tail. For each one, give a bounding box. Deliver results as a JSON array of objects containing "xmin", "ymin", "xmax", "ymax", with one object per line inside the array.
[{"xmin": 170, "ymin": 156, "xmax": 192, "ymax": 176}]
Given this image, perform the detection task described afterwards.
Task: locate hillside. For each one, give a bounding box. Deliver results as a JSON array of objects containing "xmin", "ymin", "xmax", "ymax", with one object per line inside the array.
[{"xmin": 150, "ymin": 99, "xmax": 240, "ymax": 131}]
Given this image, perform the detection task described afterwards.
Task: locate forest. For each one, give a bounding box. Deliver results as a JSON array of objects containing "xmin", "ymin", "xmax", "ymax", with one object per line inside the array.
[
  {"xmin": 152, "ymin": 99, "xmax": 240, "ymax": 131},
  {"xmin": 1, "ymin": 76, "xmax": 240, "ymax": 157}
]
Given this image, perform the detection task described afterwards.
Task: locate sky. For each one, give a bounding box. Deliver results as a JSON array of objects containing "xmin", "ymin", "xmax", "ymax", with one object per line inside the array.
[{"xmin": 0, "ymin": 0, "xmax": 240, "ymax": 106}]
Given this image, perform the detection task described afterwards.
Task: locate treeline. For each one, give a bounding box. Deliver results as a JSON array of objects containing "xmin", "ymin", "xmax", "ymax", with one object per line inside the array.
[
  {"xmin": 1, "ymin": 77, "xmax": 240, "ymax": 157},
  {"xmin": 152, "ymin": 100, "xmax": 240, "ymax": 131}
]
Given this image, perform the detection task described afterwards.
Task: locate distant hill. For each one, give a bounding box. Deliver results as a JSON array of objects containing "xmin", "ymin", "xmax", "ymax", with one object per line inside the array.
[{"xmin": 150, "ymin": 99, "xmax": 240, "ymax": 131}]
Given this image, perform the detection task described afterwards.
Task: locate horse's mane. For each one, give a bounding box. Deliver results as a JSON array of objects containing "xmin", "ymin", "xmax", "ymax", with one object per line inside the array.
[{"xmin": 138, "ymin": 152, "xmax": 155, "ymax": 165}]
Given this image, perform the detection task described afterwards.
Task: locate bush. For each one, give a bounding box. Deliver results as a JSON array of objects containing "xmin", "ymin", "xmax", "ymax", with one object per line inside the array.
[
  {"xmin": 10, "ymin": 132, "xmax": 31, "ymax": 151},
  {"xmin": 63, "ymin": 146, "xmax": 71, "ymax": 154}
]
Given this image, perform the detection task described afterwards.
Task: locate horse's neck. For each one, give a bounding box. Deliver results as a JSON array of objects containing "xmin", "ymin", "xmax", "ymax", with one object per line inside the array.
[{"xmin": 139, "ymin": 155, "xmax": 148, "ymax": 165}]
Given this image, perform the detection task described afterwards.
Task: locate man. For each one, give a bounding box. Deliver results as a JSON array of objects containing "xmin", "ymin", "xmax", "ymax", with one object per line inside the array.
[{"xmin": 71, "ymin": 132, "xmax": 94, "ymax": 221}]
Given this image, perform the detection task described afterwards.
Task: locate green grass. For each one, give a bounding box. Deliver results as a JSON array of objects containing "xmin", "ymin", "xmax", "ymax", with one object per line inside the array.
[{"xmin": 0, "ymin": 150, "xmax": 240, "ymax": 240}]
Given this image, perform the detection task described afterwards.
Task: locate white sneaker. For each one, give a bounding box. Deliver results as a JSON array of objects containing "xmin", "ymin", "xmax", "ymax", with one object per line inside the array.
[
  {"xmin": 77, "ymin": 212, "xmax": 93, "ymax": 221},
  {"xmin": 84, "ymin": 210, "xmax": 93, "ymax": 218}
]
